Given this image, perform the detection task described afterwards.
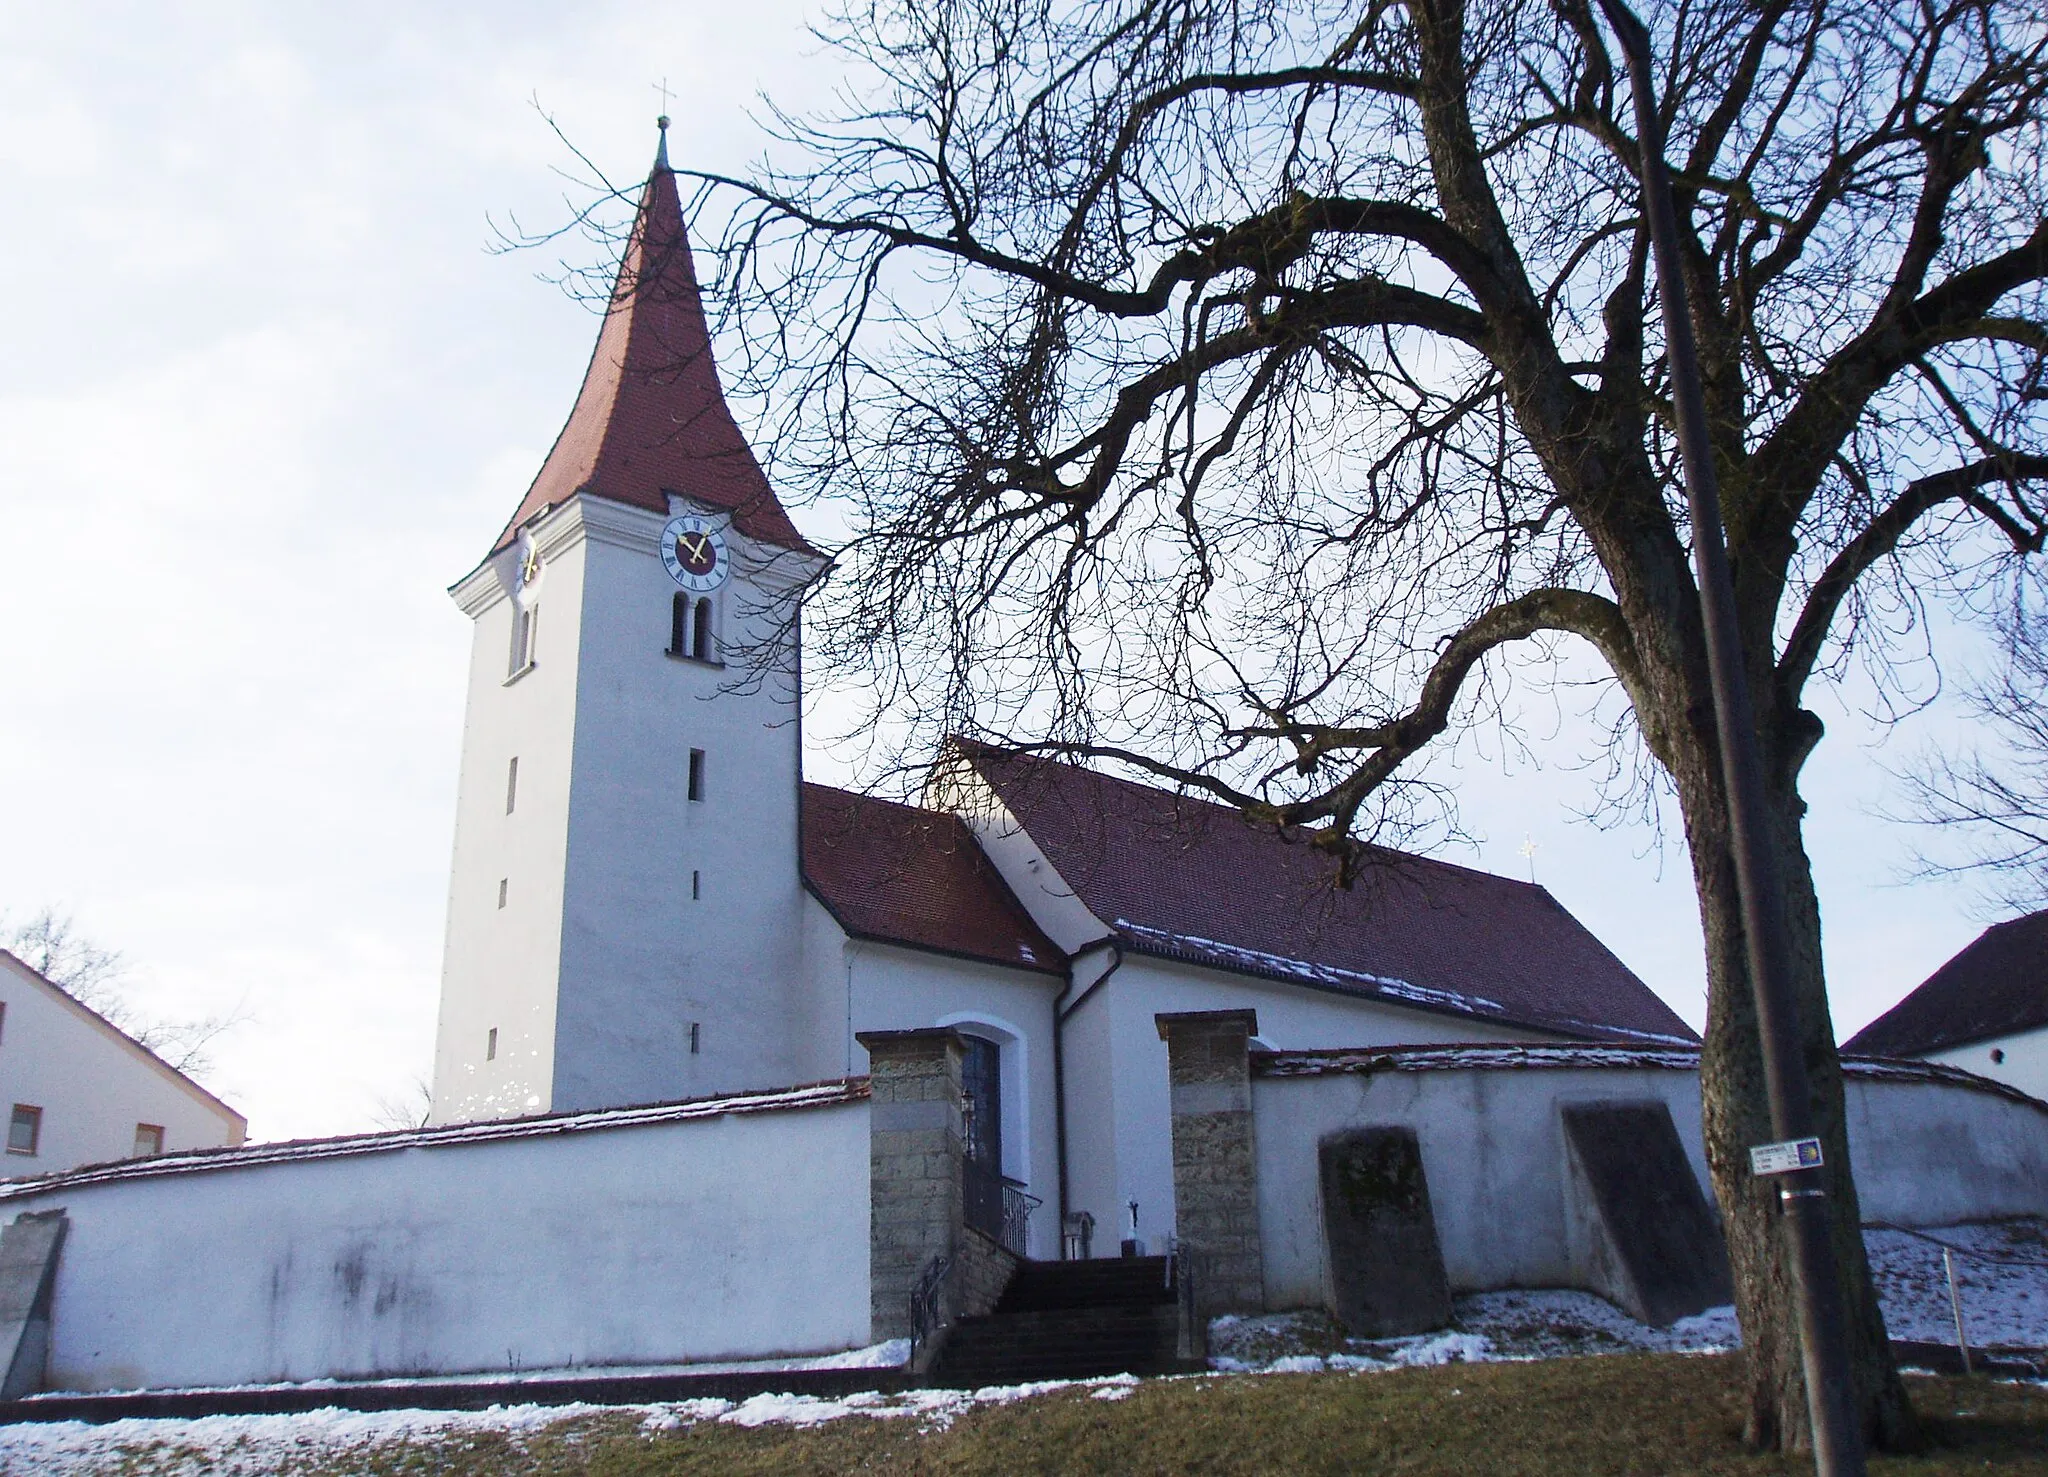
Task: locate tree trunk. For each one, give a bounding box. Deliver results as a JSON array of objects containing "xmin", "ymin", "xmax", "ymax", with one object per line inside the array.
[{"xmin": 1675, "ymin": 737, "xmax": 1919, "ymax": 1453}]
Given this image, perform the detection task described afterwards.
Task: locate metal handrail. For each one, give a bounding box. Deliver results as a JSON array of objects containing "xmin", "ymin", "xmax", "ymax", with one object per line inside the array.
[
  {"xmin": 908, "ymin": 1251, "xmax": 955, "ymax": 1359},
  {"xmin": 964, "ymin": 1158, "xmax": 1041, "ymax": 1257}
]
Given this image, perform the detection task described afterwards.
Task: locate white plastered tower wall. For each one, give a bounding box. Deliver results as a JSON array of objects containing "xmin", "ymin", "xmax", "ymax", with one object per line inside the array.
[
  {"xmin": 432, "ymin": 509, "xmax": 587, "ymax": 1124},
  {"xmin": 432, "ymin": 493, "xmax": 820, "ymax": 1123},
  {"xmin": 551, "ymin": 495, "xmax": 817, "ymax": 1111}
]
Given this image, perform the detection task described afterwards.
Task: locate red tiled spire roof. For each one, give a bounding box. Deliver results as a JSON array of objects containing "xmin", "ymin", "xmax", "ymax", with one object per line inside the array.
[{"xmin": 490, "ymin": 128, "xmax": 810, "ymax": 556}]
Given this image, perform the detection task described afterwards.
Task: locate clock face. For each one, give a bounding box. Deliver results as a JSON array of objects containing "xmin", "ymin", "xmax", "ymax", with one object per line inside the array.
[{"xmin": 660, "ymin": 515, "xmax": 730, "ymax": 593}]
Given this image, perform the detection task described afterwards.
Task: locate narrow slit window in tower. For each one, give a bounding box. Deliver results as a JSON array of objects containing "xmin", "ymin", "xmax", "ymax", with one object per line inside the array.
[
  {"xmin": 487, "ymin": 1027, "xmax": 498, "ymax": 1061},
  {"xmin": 688, "ymin": 749, "xmax": 706, "ymax": 801},
  {"xmin": 497, "ymin": 878, "xmax": 508, "ymax": 909},
  {"xmin": 505, "ymin": 756, "xmax": 519, "ymax": 814}
]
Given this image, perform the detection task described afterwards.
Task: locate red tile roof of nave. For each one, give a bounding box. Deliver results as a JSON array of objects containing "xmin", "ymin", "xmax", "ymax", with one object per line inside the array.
[
  {"xmin": 1843, "ymin": 908, "xmax": 2048, "ymax": 1058},
  {"xmin": 801, "ymin": 783, "xmax": 1066, "ymax": 977},
  {"xmin": 958, "ymin": 741, "xmax": 1699, "ymax": 1045},
  {"xmin": 489, "ymin": 149, "xmax": 810, "ymax": 558}
]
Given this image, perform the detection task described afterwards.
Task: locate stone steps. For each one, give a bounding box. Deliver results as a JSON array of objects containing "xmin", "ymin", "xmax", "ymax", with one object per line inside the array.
[{"xmin": 926, "ymin": 1256, "xmax": 1192, "ymax": 1386}]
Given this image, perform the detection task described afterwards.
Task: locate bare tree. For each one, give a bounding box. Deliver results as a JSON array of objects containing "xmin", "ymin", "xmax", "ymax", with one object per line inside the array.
[
  {"xmin": 370, "ymin": 1076, "xmax": 435, "ymax": 1133},
  {"xmin": 3, "ymin": 907, "xmax": 245, "ymax": 1081},
  {"xmin": 669, "ymin": 0, "xmax": 2046, "ymax": 1451},
  {"xmin": 1899, "ymin": 585, "xmax": 2048, "ymax": 911}
]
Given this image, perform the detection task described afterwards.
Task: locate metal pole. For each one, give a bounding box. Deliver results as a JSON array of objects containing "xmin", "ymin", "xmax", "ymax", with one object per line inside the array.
[
  {"xmin": 1590, "ymin": 3, "xmax": 1865, "ymax": 1471},
  {"xmin": 1943, "ymin": 1249, "xmax": 1972, "ymax": 1375}
]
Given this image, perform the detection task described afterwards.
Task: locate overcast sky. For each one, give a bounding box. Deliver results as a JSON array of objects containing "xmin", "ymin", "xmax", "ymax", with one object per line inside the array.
[{"xmin": 0, "ymin": 1, "xmax": 2009, "ymax": 1143}]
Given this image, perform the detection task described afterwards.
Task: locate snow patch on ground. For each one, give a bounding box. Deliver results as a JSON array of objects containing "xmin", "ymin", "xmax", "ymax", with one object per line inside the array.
[
  {"xmin": 1867, "ymin": 1221, "xmax": 2048, "ymax": 1349},
  {"xmin": 0, "ymin": 1375, "xmax": 1150, "ymax": 1474}
]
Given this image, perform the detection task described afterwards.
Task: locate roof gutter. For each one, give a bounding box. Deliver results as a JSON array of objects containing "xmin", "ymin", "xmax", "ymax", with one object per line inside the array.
[{"xmin": 1052, "ymin": 933, "xmax": 1124, "ymax": 1243}]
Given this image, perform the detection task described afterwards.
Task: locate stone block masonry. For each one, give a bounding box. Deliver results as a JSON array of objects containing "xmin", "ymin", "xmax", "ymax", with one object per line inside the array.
[
  {"xmin": 860, "ymin": 1028, "xmax": 968, "ymax": 1341},
  {"xmin": 1156, "ymin": 1010, "xmax": 1264, "ymax": 1318}
]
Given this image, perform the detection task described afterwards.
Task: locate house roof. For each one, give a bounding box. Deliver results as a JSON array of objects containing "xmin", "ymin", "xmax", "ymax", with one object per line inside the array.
[
  {"xmin": 0, "ymin": 949, "xmax": 248, "ymax": 1135},
  {"xmin": 489, "ymin": 127, "xmax": 810, "ymax": 558},
  {"xmin": 1843, "ymin": 909, "xmax": 2048, "ymax": 1058},
  {"xmin": 801, "ymin": 784, "xmax": 1066, "ymax": 976},
  {"xmin": 958, "ymin": 742, "xmax": 1699, "ymax": 1045}
]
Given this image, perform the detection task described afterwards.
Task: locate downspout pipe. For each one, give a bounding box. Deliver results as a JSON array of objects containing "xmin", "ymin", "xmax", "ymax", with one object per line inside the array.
[{"xmin": 1052, "ymin": 933, "xmax": 1124, "ymax": 1248}]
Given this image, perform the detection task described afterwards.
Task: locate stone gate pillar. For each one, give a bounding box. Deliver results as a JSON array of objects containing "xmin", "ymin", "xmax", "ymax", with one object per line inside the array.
[
  {"xmin": 857, "ymin": 1027, "xmax": 966, "ymax": 1341},
  {"xmin": 1156, "ymin": 1009, "xmax": 1265, "ymax": 1317}
]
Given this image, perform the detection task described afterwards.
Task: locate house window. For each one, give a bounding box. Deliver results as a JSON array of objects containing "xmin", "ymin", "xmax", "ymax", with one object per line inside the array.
[
  {"xmin": 505, "ymin": 756, "xmax": 519, "ymax": 814},
  {"xmin": 487, "ymin": 1027, "xmax": 499, "ymax": 1061},
  {"xmin": 670, "ymin": 592, "xmax": 691, "ymax": 656},
  {"xmin": 7, "ymin": 1105, "xmax": 40, "ymax": 1156},
  {"xmin": 688, "ymin": 749, "xmax": 706, "ymax": 801},
  {"xmin": 692, "ymin": 597, "xmax": 715, "ymax": 660},
  {"xmin": 133, "ymin": 1123, "xmax": 164, "ymax": 1158},
  {"xmin": 508, "ymin": 605, "xmax": 538, "ymax": 677}
]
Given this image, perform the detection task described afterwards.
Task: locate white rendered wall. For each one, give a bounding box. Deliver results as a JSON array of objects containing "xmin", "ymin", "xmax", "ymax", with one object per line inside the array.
[
  {"xmin": 432, "ymin": 517, "xmax": 585, "ymax": 1124},
  {"xmin": 1074, "ymin": 954, "xmax": 1572, "ymax": 1255},
  {"xmin": 1248, "ymin": 1062, "xmax": 2048, "ymax": 1312},
  {"xmin": 1924, "ymin": 1025, "xmax": 2048, "ymax": 1106},
  {"xmin": 1, "ymin": 1093, "xmax": 869, "ymax": 1391},
  {"xmin": 1843, "ymin": 1071, "xmax": 2048, "ymax": 1226},
  {"xmin": 551, "ymin": 498, "xmax": 815, "ymax": 1111},
  {"xmin": 1252, "ymin": 1063, "xmax": 1712, "ymax": 1304},
  {"xmin": 0, "ymin": 955, "xmax": 244, "ymax": 1176},
  {"xmin": 433, "ymin": 493, "xmax": 820, "ymax": 1122},
  {"xmin": 841, "ymin": 937, "xmax": 1063, "ymax": 1258}
]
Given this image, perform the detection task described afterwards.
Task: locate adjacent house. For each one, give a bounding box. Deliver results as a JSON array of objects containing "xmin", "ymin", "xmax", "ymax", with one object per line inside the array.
[
  {"xmin": 1844, "ymin": 908, "xmax": 2048, "ymax": 1102},
  {"xmin": 0, "ymin": 949, "xmax": 246, "ymax": 1177}
]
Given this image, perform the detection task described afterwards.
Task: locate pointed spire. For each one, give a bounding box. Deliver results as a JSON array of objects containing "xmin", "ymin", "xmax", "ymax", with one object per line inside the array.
[{"xmin": 489, "ymin": 125, "xmax": 809, "ymax": 557}]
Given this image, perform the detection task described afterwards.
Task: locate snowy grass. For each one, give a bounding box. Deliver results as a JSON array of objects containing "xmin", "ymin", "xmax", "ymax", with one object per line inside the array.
[{"xmin": 4, "ymin": 1357, "xmax": 2043, "ymax": 1475}]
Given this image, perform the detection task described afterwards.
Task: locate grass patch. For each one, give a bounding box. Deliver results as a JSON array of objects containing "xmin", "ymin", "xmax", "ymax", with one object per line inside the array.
[{"xmin": 12, "ymin": 1354, "xmax": 2048, "ymax": 1476}]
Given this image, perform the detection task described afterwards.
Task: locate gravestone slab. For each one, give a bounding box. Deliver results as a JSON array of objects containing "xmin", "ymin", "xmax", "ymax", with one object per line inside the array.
[
  {"xmin": 1562, "ymin": 1102, "xmax": 1732, "ymax": 1326},
  {"xmin": 1319, "ymin": 1127, "xmax": 1452, "ymax": 1337},
  {"xmin": 0, "ymin": 1209, "xmax": 67, "ymax": 1399}
]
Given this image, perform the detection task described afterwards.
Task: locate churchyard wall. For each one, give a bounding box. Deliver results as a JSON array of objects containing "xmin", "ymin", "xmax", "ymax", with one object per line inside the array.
[
  {"xmin": 1247, "ymin": 1048, "xmax": 2048, "ymax": 1313},
  {"xmin": 0, "ymin": 1083, "xmax": 869, "ymax": 1393},
  {"xmin": 1094, "ymin": 955, "xmax": 1576, "ymax": 1262}
]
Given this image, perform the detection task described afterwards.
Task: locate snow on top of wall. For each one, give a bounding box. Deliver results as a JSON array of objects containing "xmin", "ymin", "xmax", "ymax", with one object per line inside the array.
[
  {"xmin": 1114, "ymin": 920, "xmax": 1511, "ymax": 1016},
  {"xmin": 0, "ymin": 1078, "xmax": 869, "ymax": 1202},
  {"xmin": 1253, "ymin": 1043, "xmax": 2048, "ymax": 1112}
]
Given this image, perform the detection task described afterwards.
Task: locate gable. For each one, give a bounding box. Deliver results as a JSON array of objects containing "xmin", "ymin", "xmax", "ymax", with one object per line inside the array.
[
  {"xmin": 801, "ymin": 784, "xmax": 1065, "ymax": 976},
  {"xmin": 1845, "ymin": 909, "xmax": 2048, "ymax": 1057}
]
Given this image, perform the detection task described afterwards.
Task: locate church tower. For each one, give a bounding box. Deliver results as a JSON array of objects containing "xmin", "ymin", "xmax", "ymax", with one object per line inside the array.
[{"xmin": 430, "ymin": 123, "xmax": 822, "ymax": 1125}]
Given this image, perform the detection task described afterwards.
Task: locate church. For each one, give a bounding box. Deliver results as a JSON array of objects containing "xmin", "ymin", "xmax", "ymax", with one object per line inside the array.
[
  {"xmin": 1, "ymin": 128, "xmax": 2042, "ymax": 1402},
  {"xmin": 423, "ymin": 122, "xmax": 1697, "ymax": 1258}
]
